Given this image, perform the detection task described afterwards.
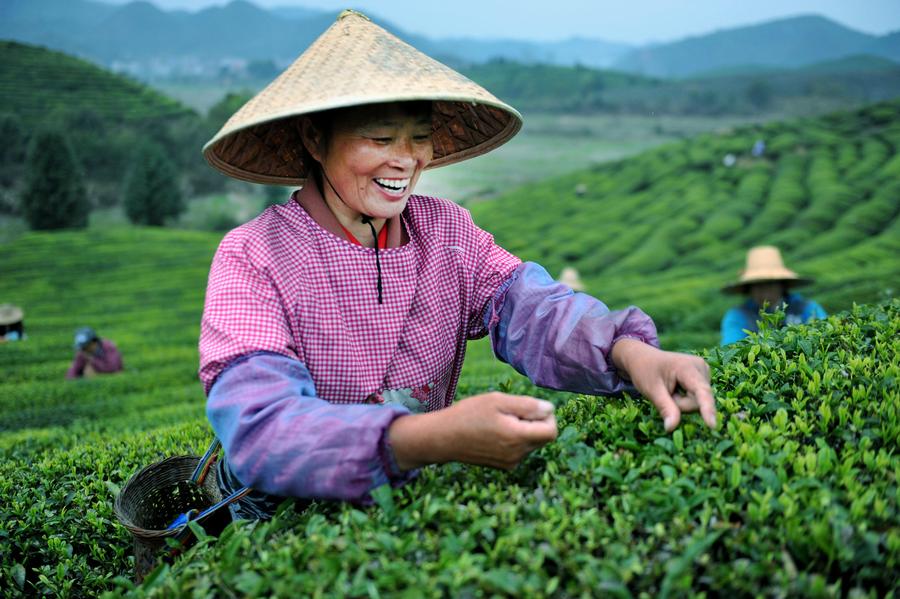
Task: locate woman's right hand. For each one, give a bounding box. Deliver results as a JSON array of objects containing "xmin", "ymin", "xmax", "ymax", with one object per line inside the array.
[{"xmin": 389, "ymin": 392, "xmax": 558, "ymax": 471}]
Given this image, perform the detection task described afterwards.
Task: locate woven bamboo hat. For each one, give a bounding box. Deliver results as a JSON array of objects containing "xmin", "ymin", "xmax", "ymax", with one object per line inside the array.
[
  {"xmin": 722, "ymin": 246, "xmax": 813, "ymax": 294},
  {"xmin": 0, "ymin": 304, "xmax": 24, "ymax": 325},
  {"xmin": 203, "ymin": 10, "xmax": 523, "ymax": 186}
]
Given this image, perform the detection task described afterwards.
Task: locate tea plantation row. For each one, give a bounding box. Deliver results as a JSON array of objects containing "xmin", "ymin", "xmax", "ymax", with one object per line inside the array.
[
  {"xmin": 0, "ymin": 41, "xmax": 192, "ymax": 126},
  {"xmin": 1, "ymin": 291, "xmax": 896, "ymax": 596},
  {"xmin": 470, "ymin": 99, "xmax": 900, "ymax": 348}
]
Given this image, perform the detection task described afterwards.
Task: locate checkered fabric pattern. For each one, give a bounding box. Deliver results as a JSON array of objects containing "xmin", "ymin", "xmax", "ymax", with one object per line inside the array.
[{"xmin": 199, "ymin": 194, "xmax": 521, "ymax": 411}]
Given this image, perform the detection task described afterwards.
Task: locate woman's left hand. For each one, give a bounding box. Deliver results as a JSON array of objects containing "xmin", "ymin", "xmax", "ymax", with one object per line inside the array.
[{"xmin": 610, "ymin": 338, "xmax": 717, "ymax": 432}]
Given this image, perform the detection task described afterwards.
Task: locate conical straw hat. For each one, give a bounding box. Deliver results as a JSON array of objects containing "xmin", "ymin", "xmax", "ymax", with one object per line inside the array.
[
  {"xmin": 0, "ymin": 304, "xmax": 24, "ymax": 325},
  {"xmin": 203, "ymin": 10, "xmax": 523, "ymax": 186},
  {"xmin": 721, "ymin": 246, "xmax": 812, "ymax": 294}
]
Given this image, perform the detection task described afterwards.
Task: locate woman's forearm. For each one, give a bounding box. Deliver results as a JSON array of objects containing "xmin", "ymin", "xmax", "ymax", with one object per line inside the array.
[{"xmin": 387, "ymin": 411, "xmax": 452, "ymax": 470}]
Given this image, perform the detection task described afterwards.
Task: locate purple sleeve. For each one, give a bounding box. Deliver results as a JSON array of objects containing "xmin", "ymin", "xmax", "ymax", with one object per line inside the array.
[
  {"xmin": 207, "ymin": 352, "xmax": 417, "ymax": 502},
  {"xmin": 99, "ymin": 340, "xmax": 123, "ymax": 372},
  {"xmin": 485, "ymin": 262, "xmax": 659, "ymax": 396},
  {"xmin": 66, "ymin": 353, "xmax": 86, "ymax": 379}
]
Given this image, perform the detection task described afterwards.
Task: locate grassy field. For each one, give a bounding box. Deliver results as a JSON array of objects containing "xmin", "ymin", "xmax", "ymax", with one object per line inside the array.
[
  {"xmin": 417, "ymin": 113, "xmax": 765, "ymax": 203},
  {"xmin": 0, "ymin": 229, "xmax": 896, "ymax": 595},
  {"xmin": 1, "ymin": 99, "xmax": 898, "ymax": 596}
]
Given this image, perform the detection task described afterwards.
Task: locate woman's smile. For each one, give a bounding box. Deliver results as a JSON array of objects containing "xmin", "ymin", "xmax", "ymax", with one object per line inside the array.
[{"xmin": 373, "ymin": 177, "xmax": 411, "ymax": 197}]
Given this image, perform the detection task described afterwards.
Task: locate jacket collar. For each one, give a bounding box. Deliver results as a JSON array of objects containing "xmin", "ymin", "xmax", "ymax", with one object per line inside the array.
[{"xmin": 292, "ymin": 183, "xmax": 407, "ymax": 248}]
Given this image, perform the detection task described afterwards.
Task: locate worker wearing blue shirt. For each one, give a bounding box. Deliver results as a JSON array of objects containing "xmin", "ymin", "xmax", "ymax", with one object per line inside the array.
[{"xmin": 721, "ymin": 246, "xmax": 826, "ymax": 345}]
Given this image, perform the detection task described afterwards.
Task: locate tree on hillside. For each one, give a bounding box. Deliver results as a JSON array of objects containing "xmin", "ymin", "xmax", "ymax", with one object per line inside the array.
[
  {"xmin": 19, "ymin": 129, "xmax": 89, "ymax": 230},
  {"xmin": 0, "ymin": 113, "xmax": 28, "ymax": 187},
  {"xmin": 123, "ymin": 141, "xmax": 184, "ymax": 226},
  {"xmin": 0, "ymin": 113, "xmax": 29, "ymax": 214}
]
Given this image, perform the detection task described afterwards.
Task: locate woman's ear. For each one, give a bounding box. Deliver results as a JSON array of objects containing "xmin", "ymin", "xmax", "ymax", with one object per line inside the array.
[{"xmin": 300, "ymin": 117, "xmax": 325, "ymax": 163}]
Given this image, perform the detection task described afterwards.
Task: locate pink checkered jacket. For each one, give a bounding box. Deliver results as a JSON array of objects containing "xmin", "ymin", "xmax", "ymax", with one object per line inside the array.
[{"xmin": 200, "ymin": 184, "xmax": 657, "ymax": 509}]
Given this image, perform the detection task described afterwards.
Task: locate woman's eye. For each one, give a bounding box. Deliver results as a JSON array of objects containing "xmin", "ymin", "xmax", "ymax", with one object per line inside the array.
[
  {"xmin": 371, "ymin": 137, "xmax": 392, "ymax": 144},
  {"xmin": 413, "ymin": 135, "xmax": 431, "ymax": 142}
]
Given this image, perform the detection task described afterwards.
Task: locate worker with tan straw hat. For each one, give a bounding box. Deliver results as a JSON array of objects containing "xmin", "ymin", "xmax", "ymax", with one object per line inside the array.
[
  {"xmin": 720, "ymin": 246, "xmax": 826, "ymax": 345},
  {"xmin": 199, "ymin": 10, "xmax": 716, "ymax": 520},
  {"xmin": 0, "ymin": 304, "xmax": 25, "ymax": 342}
]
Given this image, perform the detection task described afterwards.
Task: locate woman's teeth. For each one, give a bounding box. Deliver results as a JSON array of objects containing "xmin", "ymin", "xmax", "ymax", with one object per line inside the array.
[{"xmin": 374, "ymin": 177, "xmax": 409, "ymax": 191}]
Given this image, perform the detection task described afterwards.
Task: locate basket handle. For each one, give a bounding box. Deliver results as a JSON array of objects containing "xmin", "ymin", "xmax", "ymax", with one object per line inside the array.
[{"xmin": 190, "ymin": 438, "xmax": 222, "ymax": 486}]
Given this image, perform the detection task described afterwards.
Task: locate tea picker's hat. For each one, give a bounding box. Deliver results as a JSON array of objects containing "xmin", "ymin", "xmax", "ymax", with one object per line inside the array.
[
  {"xmin": 721, "ymin": 246, "xmax": 813, "ymax": 294},
  {"xmin": 73, "ymin": 326, "xmax": 99, "ymax": 349},
  {"xmin": 203, "ymin": 9, "xmax": 522, "ymax": 186},
  {"xmin": 0, "ymin": 304, "xmax": 23, "ymax": 325}
]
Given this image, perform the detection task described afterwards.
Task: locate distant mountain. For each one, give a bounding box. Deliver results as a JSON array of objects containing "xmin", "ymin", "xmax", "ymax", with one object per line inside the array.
[
  {"xmin": 1, "ymin": 2, "xmax": 897, "ymax": 83},
  {"xmin": 269, "ymin": 5, "xmax": 331, "ymax": 21},
  {"xmin": 802, "ymin": 54, "xmax": 900, "ymax": 74},
  {"xmin": 614, "ymin": 15, "xmax": 897, "ymax": 78},
  {"xmin": 430, "ymin": 36, "xmax": 632, "ymax": 69},
  {"xmin": 454, "ymin": 54, "xmax": 900, "ymax": 116},
  {"xmin": 600, "ymin": 54, "xmax": 900, "ymax": 116},
  {"xmin": 0, "ymin": 0, "xmax": 629, "ymax": 77},
  {"xmin": 865, "ymin": 31, "xmax": 900, "ymax": 62}
]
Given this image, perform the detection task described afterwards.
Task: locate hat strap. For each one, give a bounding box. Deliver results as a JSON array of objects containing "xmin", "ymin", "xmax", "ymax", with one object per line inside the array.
[{"xmin": 321, "ymin": 168, "xmax": 385, "ymax": 305}]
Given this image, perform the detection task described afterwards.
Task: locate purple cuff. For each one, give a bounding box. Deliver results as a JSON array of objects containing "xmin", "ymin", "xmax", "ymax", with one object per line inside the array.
[
  {"xmin": 487, "ymin": 262, "xmax": 659, "ymax": 396},
  {"xmin": 207, "ymin": 352, "xmax": 418, "ymax": 502}
]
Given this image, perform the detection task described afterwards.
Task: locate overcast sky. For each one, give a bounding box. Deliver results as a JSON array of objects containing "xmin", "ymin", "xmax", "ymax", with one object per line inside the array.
[{"xmin": 98, "ymin": 0, "xmax": 900, "ymax": 44}]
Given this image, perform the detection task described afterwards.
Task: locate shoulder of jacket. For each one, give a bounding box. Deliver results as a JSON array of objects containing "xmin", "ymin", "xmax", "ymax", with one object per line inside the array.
[{"xmin": 217, "ymin": 205, "xmax": 313, "ymax": 263}]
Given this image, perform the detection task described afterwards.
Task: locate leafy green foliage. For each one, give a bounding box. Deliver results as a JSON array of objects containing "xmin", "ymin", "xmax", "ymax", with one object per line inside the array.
[
  {"xmin": 123, "ymin": 142, "xmax": 185, "ymax": 226},
  {"xmin": 19, "ymin": 129, "xmax": 90, "ymax": 230}
]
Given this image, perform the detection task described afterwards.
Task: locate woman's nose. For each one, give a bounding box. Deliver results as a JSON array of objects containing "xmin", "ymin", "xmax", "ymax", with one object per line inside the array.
[{"xmin": 388, "ymin": 140, "xmax": 419, "ymax": 168}]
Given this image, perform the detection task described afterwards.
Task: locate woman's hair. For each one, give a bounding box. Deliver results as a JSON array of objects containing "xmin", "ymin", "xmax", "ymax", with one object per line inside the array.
[{"xmin": 299, "ymin": 101, "xmax": 433, "ymax": 190}]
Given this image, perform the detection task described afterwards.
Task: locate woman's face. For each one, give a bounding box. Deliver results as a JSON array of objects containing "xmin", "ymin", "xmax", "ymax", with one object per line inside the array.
[{"xmin": 304, "ymin": 102, "xmax": 433, "ymax": 221}]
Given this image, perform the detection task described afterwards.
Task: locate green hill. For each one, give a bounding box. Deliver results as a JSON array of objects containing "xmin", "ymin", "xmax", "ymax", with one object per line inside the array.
[
  {"xmin": 0, "ymin": 40, "xmax": 191, "ymax": 125},
  {"xmin": 0, "ymin": 41, "xmax": 221, "ymax": 207},
  {"xmin": 470, "ymin": 99, "xmax": 900, "ymax": 348}
]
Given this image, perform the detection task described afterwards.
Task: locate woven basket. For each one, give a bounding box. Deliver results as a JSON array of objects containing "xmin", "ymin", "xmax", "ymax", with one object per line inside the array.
[{"xmin": 114, "ymin": 455, "xmax": 231, "ymax": 582}]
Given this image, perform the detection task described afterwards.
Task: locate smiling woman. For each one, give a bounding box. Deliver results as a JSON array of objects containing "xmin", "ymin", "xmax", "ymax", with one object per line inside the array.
[
  {"xmin": 199, "ymin": 9, "xmax": 716, "ymax": 521},
  {"xmin": 299, "ymin": 102, "xmax": 434, "ymax": 244}
]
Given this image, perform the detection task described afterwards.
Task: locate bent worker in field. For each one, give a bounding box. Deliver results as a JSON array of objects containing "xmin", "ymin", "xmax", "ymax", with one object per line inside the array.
[
  {"xmin": 0, "ymin": 304, "xmax": 25, "ymax": 342},
  {"xmin": 199, "ymin": 11, "xmax": 717, "ymax": 520},
  {"xmin": 66, "ymin": 326, "xmax": 124, "ymax": 379},
  {"xmin": 720, "ymin": 246, "xmax": 827, "ymax": 345}
]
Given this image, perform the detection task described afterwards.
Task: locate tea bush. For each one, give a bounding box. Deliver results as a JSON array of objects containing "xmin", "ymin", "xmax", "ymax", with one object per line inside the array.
[
  {"xmin": 0, "ymin": 236, "xmax": 898, "ymax": 597},
  {"xmin": 4, "ymin": 301, "xmax": 893, "ymax": 597}
]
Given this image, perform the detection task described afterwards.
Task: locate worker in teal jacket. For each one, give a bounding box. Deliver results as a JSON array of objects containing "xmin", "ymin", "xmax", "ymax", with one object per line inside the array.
[{"xmin": 721, "ymin": 246, "xmax": 826, "ymax": 345}]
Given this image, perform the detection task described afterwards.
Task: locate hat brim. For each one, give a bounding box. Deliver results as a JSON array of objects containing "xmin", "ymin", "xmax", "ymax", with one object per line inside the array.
[{"xmin": 203, "ymin": 96, "xmax": 521, "ymax": 186}]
